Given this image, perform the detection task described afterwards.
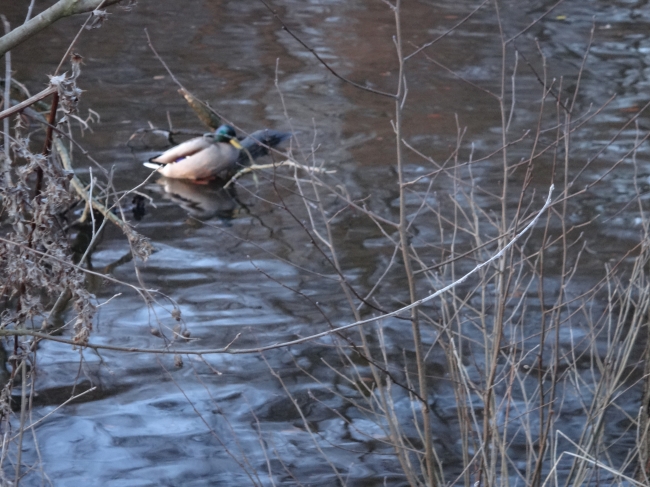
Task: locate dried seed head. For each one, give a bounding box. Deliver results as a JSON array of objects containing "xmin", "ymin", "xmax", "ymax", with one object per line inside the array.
[
  {"xmin": 171, "ymin": 308, "xmax": 181, "ymax": 321},
  {"xmin": 86, "ymin": 10, "xmax": 109, "ymax": 30},
  {"xmin": 174, "ymin": 355, "xmax": 183, "ymax": 368}
]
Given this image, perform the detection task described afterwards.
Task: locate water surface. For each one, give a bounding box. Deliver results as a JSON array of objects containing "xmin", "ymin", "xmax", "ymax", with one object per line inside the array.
[{"xmin": 3, "ymin": 0, "xmax": 650, "ymax": 485}]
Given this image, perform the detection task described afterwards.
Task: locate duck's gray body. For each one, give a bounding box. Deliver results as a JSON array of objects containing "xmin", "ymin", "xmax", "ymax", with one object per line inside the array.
[{"xmin": 150, "ymin": 135, "xmax": 240, "ymax": 180}]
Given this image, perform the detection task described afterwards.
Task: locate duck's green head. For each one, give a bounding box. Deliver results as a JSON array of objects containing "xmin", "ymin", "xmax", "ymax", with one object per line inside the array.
[{"xmin": 214, "ymin": 124, "xmax": 242, "ymax": 149}]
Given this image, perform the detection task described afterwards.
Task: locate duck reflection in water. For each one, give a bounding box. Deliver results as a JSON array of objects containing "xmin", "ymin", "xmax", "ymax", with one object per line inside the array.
[{"xmin": 149, "ymin": 177, "xmax": 245, "ymax": 221}]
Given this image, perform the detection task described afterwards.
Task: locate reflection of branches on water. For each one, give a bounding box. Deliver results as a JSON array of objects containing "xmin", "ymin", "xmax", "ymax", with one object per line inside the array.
[{"xmin": 54, "ymin": 138, "xmax": 153, "ymax": 262}]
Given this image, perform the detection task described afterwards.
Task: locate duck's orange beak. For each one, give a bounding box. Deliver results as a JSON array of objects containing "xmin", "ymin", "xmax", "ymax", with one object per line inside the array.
[{"xmin": 230, "ymin": 139, "xmax": 243, "ymax": 149}]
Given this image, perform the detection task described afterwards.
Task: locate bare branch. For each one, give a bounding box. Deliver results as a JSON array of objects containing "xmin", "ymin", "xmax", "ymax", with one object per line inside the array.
[
  {"xmin": 258, "ymin": 0, "xmax": 396, "ymax": 99},
  {"xmin": 0, "ymin": 85, "xmax": 57, "ymax": 122},
  {"xmin": 0, "ymin": 0, "xmax": 123, "ymax": 57}
]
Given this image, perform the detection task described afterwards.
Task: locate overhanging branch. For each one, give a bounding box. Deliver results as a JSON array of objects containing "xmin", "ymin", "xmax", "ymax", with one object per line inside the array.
[{"xmin": 0, "ymin": 0, "xmax": 123, "ymax": 57}]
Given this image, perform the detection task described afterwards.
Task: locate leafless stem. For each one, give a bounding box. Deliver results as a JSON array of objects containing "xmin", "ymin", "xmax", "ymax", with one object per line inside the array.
[
  {"xmin": 0, "ymin": 0, "xmax": 122, "ymax": 57},
  {"xmin": 0, "ymin": 86, "xmax": 57, "ymax": 122},
  {"xmin": 1, "ymin": 15, "xmax": 10, "ymax": 171},
  {"xmin": 258, "ymin": 0, "xmax": 396, "ymax": 99}
]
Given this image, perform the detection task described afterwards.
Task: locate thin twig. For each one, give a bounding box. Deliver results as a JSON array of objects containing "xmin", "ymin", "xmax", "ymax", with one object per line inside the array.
[
  {"xmin": 0, "ymin": 86, "xmax": 57, "ymax": 122},
  {"xmin": 0, "ymin": 236, "xmax": 154, "ymax": 296},
  {"xmin": 144, "ymin": 28, "xmax": 184, "ymax": 89},
  {"xmin": 223, "ymin": 160, "xmax": 334, "ymax": 188},
  {"xmin": 258, "ymin": 0, "xmax": 396, "ymax": 99},
  {"xmin": 1, "ymin": 15, "xmax": 11, "ymax": 165},
  {"xmin": 0, "ymin": 186, "xmax": 553, "ymax": 357},
  {"xmin": 404, "ymin": 0, "xmax": 490, "ymax": 61},
  {"xmin": 506, "ymin": 0, "xmax": 567, "ymax": 44},
  {"xmin": 53, "ymin": 0, "xmax": 109, "ymax": 76}
]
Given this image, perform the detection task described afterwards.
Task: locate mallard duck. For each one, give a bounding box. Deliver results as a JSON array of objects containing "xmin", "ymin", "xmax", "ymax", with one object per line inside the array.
[
  {"xmin": 144, "ymin": 125, "xmax": 242, "ymax": 180},
  {"xmin": 144, "ymin": 125, "xmax": 292, "ymax": 180}
]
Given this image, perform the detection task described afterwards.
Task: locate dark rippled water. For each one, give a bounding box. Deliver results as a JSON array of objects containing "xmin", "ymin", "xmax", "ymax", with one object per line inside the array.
[{"xmin": 4, "ymin": 0, "xmax": 650, "ymax": 485}]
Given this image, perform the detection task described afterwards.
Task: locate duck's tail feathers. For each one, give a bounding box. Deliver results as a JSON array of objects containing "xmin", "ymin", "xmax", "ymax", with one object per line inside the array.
[
  {"xmin": 237, "ymin": 130, "xmax": 293, "ymax": 166},
  {"xmin": 254, "ymin": 130, "xmax": 293, "ymax": 149},
  {"xmin": 143, "ymin": 161, "xmax": 164, "ymax": 170}
]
